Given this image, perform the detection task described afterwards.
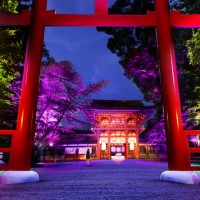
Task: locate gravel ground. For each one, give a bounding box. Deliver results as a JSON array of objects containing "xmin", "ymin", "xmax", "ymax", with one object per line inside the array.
[{"xmin": 0, "ymin": 159, "xmax": 200, "ymax": 200}]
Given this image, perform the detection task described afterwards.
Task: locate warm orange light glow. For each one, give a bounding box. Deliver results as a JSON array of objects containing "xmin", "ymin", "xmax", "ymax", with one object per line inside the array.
[
  {"xmin": 110, "ymin": 137, "xmax": 125, "ymax": 144},
  {"xmin": 101, "ymin": 142, "xmax": 106, "ymax": 150},
  {"xmin": 100, "ymin": 137, "xmax": 108, "ymax": 144},
  {"xmin": 130, "ymin": 142, "xmax": 134, "ymax": 150}
]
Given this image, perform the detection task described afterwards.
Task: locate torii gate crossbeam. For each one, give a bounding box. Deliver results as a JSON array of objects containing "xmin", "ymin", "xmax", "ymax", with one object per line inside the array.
[{"xmin": 0, "ymin": 0, "xmax": 200, "ymax": 171}]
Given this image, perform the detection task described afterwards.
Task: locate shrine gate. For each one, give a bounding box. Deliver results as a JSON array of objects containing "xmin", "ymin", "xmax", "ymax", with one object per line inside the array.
[{"xmin": 0, "ymin": 0, "xmax": 200, "ymax": 176}]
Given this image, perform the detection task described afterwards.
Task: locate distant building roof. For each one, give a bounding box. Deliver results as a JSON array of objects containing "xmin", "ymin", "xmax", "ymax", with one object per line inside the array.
[
  {"xmin": 55, "ymin": 129, "xmax": 96, "ymax": 146},
  {"xmin": 90, "ymin": 100, "xmax": 154, "ymax": 111},
  {"xmin": 55, "ymin": 100, "xmax": 155, "ymax": 146},
  {"xmin": 55, "ymin": 135, "xmax": 97, "ymax": 146}
]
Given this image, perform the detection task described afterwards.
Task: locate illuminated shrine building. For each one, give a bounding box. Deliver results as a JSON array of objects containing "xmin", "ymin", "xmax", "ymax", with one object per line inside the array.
[
  {"xmin": 89, "ymin": 100, "xmax": 154, "ymax": 160},
  {"xmin": 52, "ymin": 100, "xmax": 157, "ymax": 162}
]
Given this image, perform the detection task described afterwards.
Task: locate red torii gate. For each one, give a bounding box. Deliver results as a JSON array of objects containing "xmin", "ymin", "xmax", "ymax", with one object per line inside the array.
[{"xmin": 0, "ymin": 0, "xmax": 200, "ymax": 172}]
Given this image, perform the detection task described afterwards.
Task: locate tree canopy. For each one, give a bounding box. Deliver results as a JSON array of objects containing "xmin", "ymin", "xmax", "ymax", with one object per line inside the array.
[
  {"xmin": 98, "ymin": 0, "xmax": 200, "ymax": 145},
  {"xmin": 0, "ymin": 0, "xmax": 55, "ymax": 129},
  {"xmin": 8, "ymin": 61, "xmax": 109, "ymax": 147},
  {"xmin": 187, "ymin": 30, "xmax": 200, "ymax": 66},
  {"xmin": 0, "ymin": 0, "xmax": 22, "ymax": 128}
]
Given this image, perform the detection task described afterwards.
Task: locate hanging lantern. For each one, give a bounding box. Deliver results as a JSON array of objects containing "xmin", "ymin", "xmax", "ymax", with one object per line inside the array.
[
  {"xmin": 130, "ymin": 141, "xmax": 134, "ymax": 150},
  {"xmin": 49, "ymin": 142, "xmax": 54, "ymax": 147},
  {"xmin": 101, "ymin": 142, "xmax": 106, "ymax": 150}
]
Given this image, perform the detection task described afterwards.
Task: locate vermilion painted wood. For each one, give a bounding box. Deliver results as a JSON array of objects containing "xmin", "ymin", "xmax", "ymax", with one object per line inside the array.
[
  {"xmin": 1, "ymin": 12, "xmax": 200, "ymax": 27},
  {"xmin": 0, "ymin": 130, "xmax": 16, "ymax": 134},
  {"xmin": 0, "ymin": 148, "xmax": 11, "ymax": 152},
  {"xmin": 0, "ymin": 0, "xmax": 200, "ymax": 171},
  {"xmin": 170, "ymin": 11, "xmax": 200, "ymax": 27},
  {"xmin": 0, "ymin": 166, "xmax": 8, "ymax": 170},
  {"xmin": 155, "ymin": 0, "xmax": 191, "ymax": 170},
  {"xmin": 8, "ymin": 0, "xmax": 47, "ymax": 170},
  {"xmin": 182, "ymin": 130, "xmax": 200, "ymax": 135},
  {"xmin": 190, "ymin": 166, "xmax": 200, "ymax": 171},
  {"xmin": 0, "ymin": 130, "xmax": 15, "ymax": 170},
  {"xmin": 95, "ymin": 0, "xmax": 108, "ymax": 14},
  {"xmin": 182, "ymin": 130, "xmax": 200, "ymax": 169},
  {"xmin": 189, "ymin": 148, "xmax": 200, "ymax": 153},
  {"xmin": 0, "ymin": 12, "xmax": 30, "ymax": 26},
  {"xmin": 45, "ymin": 14, "xmax": 157, "ymax": 27}
]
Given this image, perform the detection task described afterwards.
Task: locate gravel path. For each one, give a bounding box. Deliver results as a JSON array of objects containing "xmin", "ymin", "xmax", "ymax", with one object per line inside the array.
[{"xmin": 0, "ymin": 159, "xmax": 200, "ymax": 200}]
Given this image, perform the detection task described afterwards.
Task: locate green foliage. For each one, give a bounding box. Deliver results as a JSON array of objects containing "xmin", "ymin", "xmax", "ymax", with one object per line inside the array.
[
  {"xmin": 187, "ymin": 29, "xmax": 200, "ymax": 65},
  {"xmin": 0, "ymin": 64, "xmax": 17, "ymax": 128},
  {"xmin": 189, "ymin": 102, "xmax": 200, "ymax": 129},
  {"xmin": 0, "ymin": 28, "xmax": 24, "ymax": 74},
  {"xmin": 0, "ymin": 65, "xmax": 13, "ymax": 96},
  {"xmin": 0, "ymin": 0, "xmax": 32, "ymax": 13},
  {"xmin": 0, "ymin": 0, "xmax": 18, "ymax": 128},
  {"xmin": 0, "ymin": 0, "xmax": 18, "ymax": 13},
  {"xmin": 0, "ymin": 26, "xmax": 26, "ymax": 129},
  {"xmin": 0, "ymin": 1, "xmax": 35, "ymax": 129}
]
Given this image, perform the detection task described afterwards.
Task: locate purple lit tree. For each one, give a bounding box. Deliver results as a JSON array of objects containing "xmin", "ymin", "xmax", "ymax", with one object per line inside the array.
[
  {"xmin": 124, "ymin": 44, "xmax": 161, "ymax": 104},
  {"xmin": 124, "ymin": 43, "xmax": 166, "ymax": 146},
  {"xmin": 10, "ymin": 61, "xmax": 108, "ymax": 148}
]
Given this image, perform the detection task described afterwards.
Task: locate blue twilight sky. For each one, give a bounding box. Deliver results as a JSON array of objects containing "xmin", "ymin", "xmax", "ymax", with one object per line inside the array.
[{"xmin": 45, "ymin": 0, "xmax": 143, "ymax": 100}]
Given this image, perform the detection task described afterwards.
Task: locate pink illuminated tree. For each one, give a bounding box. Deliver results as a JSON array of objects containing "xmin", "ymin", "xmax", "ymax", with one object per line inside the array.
[
  {"xmin": 9, "ymin": 61, "xmax": 108, "ymax": 149},
  {"xmin": 34, "ymin": 61, "xmax": 108, "ymax": 146}
]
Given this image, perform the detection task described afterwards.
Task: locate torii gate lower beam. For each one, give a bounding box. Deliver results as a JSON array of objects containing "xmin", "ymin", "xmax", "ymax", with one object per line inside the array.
[{"xmin": 0, "ymin": 0, "xmax": 200, "ymax": 183}]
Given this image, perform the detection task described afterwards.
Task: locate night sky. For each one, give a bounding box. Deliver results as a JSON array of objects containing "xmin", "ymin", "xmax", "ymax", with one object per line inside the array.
[{"xmin": 45, "ymin": 0, "xmax": 143, "ymax": 100}]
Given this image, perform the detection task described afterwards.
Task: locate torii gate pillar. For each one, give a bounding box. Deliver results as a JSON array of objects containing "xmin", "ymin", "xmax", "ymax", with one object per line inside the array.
[
  {"xmin": 9, "ymin": 0, "xmax": 47, "ymax": 171},
  {"xmin": 155, "ymin": 0, "xmax": 190, "ymax": 170},
  {"xmin": 0, "ymin": 0, "xmax": 46, "ymax": 184}
]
